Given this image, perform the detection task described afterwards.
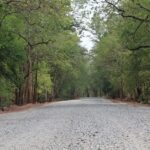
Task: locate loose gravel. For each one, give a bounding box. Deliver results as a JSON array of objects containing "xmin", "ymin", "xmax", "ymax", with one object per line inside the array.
[{"xmin": 0, "ymin": 98, "xmax": 150, "ymax": 150}]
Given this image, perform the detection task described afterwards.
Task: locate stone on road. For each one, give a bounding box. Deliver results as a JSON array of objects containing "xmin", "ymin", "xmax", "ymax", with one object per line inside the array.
[{"xmin": 0, "ymin": 98, "xmax": 150, "ymax": 150}]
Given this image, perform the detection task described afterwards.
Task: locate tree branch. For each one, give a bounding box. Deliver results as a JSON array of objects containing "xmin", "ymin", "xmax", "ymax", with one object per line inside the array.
[
  {"xmin": 104, "ymin": 0, "xmax": 150, "ymax": 23},
  {"xmin": 11, "ymin": 31, "xmax": 32, "ymax": 47},
  {"xmin": 129, "ymin": 45, "xmax": 150, "ymax": 51},
  {"xmin": 0, "ymin": 11, "xmax": 17, "ymax": 27},
  {"xmin": 137, "ymin": 3, "xmax": 150, "ymax": 13},
  {"xmin": 6, "ymin": 0, "xmax": 42, "ymax": 12},
  {"xmin": 132, "ymin": 16, "xmax": 148, "ymax": 39},
  {"xmin": 31, "ymin": 39, "xmax": 53, "ymax": 48}
]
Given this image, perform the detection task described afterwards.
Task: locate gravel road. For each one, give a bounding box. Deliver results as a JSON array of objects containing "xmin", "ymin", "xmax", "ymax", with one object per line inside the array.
[{"xmin": 0, "ymin": 98, "xmax": 150, "ymax": 150}]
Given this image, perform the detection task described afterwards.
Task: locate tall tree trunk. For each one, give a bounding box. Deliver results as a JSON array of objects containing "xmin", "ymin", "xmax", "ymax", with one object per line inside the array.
[
  {"xmin": 15, "ymin": 86, "xmax": 24, "ymax": 105},
  {"xmin": 24, "ymin": 46, "xmax": 33, "ymax": 104},
  {"xmin": 120, "ymin": 79, "xmax": 124, "ymax": 99},
  {"xmin": 33, "ymin": 68, "xmax": 38, "ymax": 103}
]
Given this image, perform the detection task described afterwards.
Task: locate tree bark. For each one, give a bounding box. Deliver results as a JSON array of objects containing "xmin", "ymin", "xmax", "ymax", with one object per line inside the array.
[{"xmin": 23, "ymin": 46, "xmax": 34, "ymax": 104}]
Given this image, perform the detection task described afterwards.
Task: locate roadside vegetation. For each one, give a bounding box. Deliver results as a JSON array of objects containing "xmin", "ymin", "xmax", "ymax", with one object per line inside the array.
[
  {"xmin": 0, "ymin": 0, "xmax": 149, "ymax": 109},
  {"xmin": 0, "ymin": 0, "xmax": 88, "ymax": 108},
  {"xmin": 89, "ymin": 0, "xmax": 150, "ymax": 103}
]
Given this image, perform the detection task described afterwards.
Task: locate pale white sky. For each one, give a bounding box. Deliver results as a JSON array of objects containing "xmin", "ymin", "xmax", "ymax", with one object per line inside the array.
[
  {"xmin": 72, "ymin": 0, "xmax": 101, "ymax": 51},
  {"xmin": 80, "ymin": 31, "xmax": 96, "ymax": 51}
]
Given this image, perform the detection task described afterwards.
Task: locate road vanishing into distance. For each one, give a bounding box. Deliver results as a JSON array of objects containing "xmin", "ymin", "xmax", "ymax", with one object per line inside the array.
[{"xmin": 0, "ymin": 98, "xmax": 150, "ymax": 150}]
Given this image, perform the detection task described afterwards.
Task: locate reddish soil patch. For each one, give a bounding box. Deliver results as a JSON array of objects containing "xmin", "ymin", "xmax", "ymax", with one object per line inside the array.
[
  {"xmin": 0, "ymin": 103, "xmax": 48, "ymax": 115},
  {"xmin": 111, "ymin": 98, "xmax": 150, "ymax": 107}
]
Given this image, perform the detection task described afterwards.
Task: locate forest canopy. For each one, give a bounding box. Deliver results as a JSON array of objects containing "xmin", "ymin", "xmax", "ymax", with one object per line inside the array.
[
  {"xmin": 89, "ymin": 0, "xmax": 150, "ymax": 103},
  {"xmin": 0, "ymin": 0, "xmax": 149, "ymax": 109},
  {"xmin": 0, "ymin": 0, "xmax": 88, "ymax": 107}
]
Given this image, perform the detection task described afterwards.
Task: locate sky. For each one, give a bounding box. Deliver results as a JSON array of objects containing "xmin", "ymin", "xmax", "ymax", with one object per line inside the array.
[
  {"xmin": 72, "ymin": 0, "xmax": 101, "ymax": 51},
  {"xmin": 80, "ymin": 31, "xmax": 95, "ymax": 51}
]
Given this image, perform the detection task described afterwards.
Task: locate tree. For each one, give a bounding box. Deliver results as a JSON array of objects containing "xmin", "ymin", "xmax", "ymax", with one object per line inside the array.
[
  {"xmin": 89, "ymin": 0, "xmax": 150, "ymax": 103},
  {"xmin": 0, "ymin": 0, "xmax": 90, "ymax": 108}
]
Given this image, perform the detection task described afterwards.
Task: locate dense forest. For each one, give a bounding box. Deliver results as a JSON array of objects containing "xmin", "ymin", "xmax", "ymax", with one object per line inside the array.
[
  {"xmin": 0, "ymin": 0, "xmax": 149, "ymax": 109},
  {"xmin": 89, "ymin": 0, "xmax": 150, "ymax": 103},
  {"xmin": 0, "ymin": 0, "xmax": 89, "ymax": 107}
]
